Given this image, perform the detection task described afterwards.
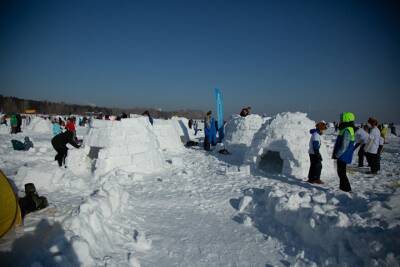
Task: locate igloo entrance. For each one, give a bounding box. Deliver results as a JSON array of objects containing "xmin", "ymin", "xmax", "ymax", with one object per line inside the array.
[{"xmin": 258, "ymin": 150, "xmax": 284, "ymax": 174}]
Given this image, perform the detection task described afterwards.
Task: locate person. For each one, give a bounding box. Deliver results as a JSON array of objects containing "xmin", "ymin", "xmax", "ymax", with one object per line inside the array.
[
  {"xmin": 51, "ymin": 130, "xmax": 80, "ymax": 167},
  {"xmin": 240, "ymin": 106, "xmax": 251, "ymax": 117},
  {"xmin": 204, "ymin": 111, "xmax": 215, "ymax": 151},
  {"xmin": 16, "ymin": 114, "xmax": 22, "ymax": 133},
  {"xmin": 354, "ymin": 124, "xmax": 369, "ymax": 167},
  {"xmin": 0, "ymin": 115, "xmax": 7, "ymax": 126},
  {"xmin": 188, "ymin": 119, "xmax": 193, "ymax": 129},
  {"xmin": 193, "ymin": 120, "xmax": 199, "ymax": 136},
  {"xmin": 142, "ymin": 111, "xmax": 153, "ymax": 125},
  {"xmin": 65, "ymin": 118, "xmax": 76, "ymax": 133},
  {"xmin": 334, "ymin": 121, "xmax": 339, "ymax": 132},
  {"xmin": 365, "ymin": 117, "xmax": 381, "ymax": 174},
  {"xmin": 307, "ymin": 121, "xmax": 327, "ymax": 184},
  {"xmin": 10, "ymin": 114, "xmax": 18, "ymax": 134},
  {"xmin": 389, "ymin": 123, "xmax": 397, "ymax": 136},
  {"xmin": 380, "ymin": 124, "xmax": 389, "ymax": 143},
  {"xmin": 377, "ymin": 133, "xmax": 384, "ymax": 172},
  {"xmin": 52, "ymin": 119, "xmax": 63, "ymax": 136},
  {"xmin": 332, "ymin": 112, "xmax": 356, "ymax": 192},
  {"xmin": 23, "ymin": 136, "xmax": 34, "ymax": 150}
]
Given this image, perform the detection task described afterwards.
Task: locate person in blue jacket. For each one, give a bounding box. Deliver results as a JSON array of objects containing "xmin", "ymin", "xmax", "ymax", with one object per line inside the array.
[
  {"xmin": 307, "ymin": 121, "xmax": 327, "ymax": 184},
  {"xmin": 204, "ymin": 111, "xmax": 216, "ymax": 151},
  {"xmin": 332, "ymin": 112, "xmax": 356, "ymax": 192},
  {"xmin": 52, "ymin": 119, "xmax": 62, "ymax": 136}
]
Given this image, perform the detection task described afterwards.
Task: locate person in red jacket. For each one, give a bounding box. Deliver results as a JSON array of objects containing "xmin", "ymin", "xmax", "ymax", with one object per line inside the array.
[{"xmin": 65, "ymin": 117, "xmax": 76, "ymax": 133}]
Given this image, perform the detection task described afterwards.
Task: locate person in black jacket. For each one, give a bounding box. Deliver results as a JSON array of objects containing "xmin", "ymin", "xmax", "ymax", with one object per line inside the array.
[{"xmin": 51, "ymin": 130, "xmax": 80, "ymax": 167}]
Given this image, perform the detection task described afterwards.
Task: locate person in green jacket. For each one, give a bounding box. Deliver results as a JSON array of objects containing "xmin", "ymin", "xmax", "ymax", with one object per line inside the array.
[{"xmin": 10, "ymin": 115, "xmax": 18, "ymax": 134}]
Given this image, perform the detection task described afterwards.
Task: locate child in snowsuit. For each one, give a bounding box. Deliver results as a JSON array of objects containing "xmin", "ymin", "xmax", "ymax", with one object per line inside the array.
[
  {"xmin": 307, "ymin": 121, "xmax": 327, "ymax": 184},
  {"xmin": 333, "ymin": 112, "xmax": 356, "ymax": 192},
  {"xmin": 51, "ymin": 130, "xmax": 80, "ymax": 167}
]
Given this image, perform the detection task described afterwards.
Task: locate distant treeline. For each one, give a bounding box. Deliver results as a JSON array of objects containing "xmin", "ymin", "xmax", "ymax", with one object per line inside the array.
[{"xmin": 0, "ymin": 95, "xmax": 205, "ymax": 119}]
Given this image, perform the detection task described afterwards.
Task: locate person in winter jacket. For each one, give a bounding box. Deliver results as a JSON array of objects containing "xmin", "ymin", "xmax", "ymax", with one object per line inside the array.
[
  {"xmin": 10, "ymin": 114, "xmax": 18, "ymax": 134},
  {"xmin": 204, "ymin": 111, "xmax": 216, "ymax": 151},
  {"xmin": 16, "ymin": 114, "xmax": 22, "ymax": 133},
  {"xmin": 307, "ymin": 121, "xmax": 328, "ymax": 184},
  {"xmin": 51, "ymin": 130, "xmax": 80, "ymax": 167},
  {"xmin": 365, "ymin": 117, "xmax": 381, "ymax": 174},
  {"xmin": 354, "ymin": 124, "xmax": 369, "ymax": 167},
  {"xmin": 65, "ymin": 118, "xmax": 76, "ymax": 133},
  {"xmin": 52, "ymin": 119, "xmax": 63, "ymax": 136},
  {"xmin": 332, "ymin": 112, "xmax": 356, "ymax": 192}
]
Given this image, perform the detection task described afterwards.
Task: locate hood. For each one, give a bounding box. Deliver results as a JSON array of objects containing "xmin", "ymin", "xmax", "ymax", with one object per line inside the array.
[{"xmin": 310, "ymin": 129, "xmax": 318, "ymax": 134}]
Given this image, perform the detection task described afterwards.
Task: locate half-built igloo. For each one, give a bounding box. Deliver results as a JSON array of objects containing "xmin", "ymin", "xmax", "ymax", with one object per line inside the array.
[
  {"xmin": 85, "ymin": 117, "xmax": 165, "ymax": 176},
  {"xmin": 244, "ymin": 112, "xmax": 335, "ymax": 179},
  {"xmin": 151, "ymin": 119, "xmax": 184, "ymax": 152},
  {"xmin": 224, "ymin": 114, "xmax": 267, "ymax": 162}
]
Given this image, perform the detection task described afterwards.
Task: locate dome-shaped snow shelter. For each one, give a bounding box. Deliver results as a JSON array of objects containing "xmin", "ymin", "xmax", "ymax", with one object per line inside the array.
[
  {"xmin": 245, "ymin": 112, "xmax": 335, "ymax": 179},
  {"xmin": 85, "ymin": 117, "xmax": 165, "ymax": 176},
  {"xmin": 0, "ymin": 170, "xmax": 22, "ymax": 238}
]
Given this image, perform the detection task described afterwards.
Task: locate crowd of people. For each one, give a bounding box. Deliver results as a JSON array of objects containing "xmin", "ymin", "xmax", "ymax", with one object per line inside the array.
[{"xmin": 307, "ymin": 113, "xmax": 395, "ymax": 192}]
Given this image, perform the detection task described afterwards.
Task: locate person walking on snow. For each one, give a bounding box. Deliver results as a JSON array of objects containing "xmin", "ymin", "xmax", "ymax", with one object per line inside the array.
[
  {"xmin": 332, "ymin": 112, "xmax": 356, "ymax": 192},
  {"xmin": 365, "ymin": 117, "xmax": 381, "ymax": 174},
  {"xmin": 354, "ymin": 124, "xmax": 369, "ymax": 167},
  {"xmin": 51, "ymin": 130, "xmax": 80, "ymax": 167},
  {"xmin": 307, "ymin": 121, "xmax": 327, "ymax": 184}
]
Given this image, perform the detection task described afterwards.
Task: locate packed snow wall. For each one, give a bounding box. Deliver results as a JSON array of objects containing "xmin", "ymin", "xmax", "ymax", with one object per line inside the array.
[
  {"xmin": 85, "ymin": 117, "xmax": 165, "ymax": 176},
  {"xmin": 25, "ymin": 117, "xmax": 52, "ymax": 134},
  {"xmin": 245, "ymin": 112, "xmax": 336, "ymax": 179},
  {"xmin": 224, "ymin": 114, "xmax": 267, "ymax": 162},
  {"xmin": 152, "ymin": 119, "xmax": 184, "ymax": 152}
]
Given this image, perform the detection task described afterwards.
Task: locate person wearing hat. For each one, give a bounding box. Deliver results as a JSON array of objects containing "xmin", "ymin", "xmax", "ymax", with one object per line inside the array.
[
  {"xmin": 307, "ymin": 121, "xmax": 328, "ymax": 184},
  {"xmin": 365, "ymin": 117, "xmax": 381, "ymax": 174},
  {"xmin": 332, "ymin": 112, "xmax": 356, "ymax": 192}
]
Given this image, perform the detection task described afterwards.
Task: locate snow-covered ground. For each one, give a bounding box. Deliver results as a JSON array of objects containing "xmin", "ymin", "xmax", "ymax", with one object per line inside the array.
[{"xmin": 0, "ymin": 115, "xmax": 399, "ymax": 266}]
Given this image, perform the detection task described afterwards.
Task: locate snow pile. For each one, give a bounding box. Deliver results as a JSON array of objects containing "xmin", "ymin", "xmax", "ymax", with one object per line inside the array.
[
  {"xmin": 224, "ymin": 114, "xmax": 266, "ymax": 161},
  {"xmin": 171, "ymin": 116, "xmax": 192, "ymax": 142},
  {"xmin": 0, "ymin": 124, "xmax": 9, "ymax": 134},
  {"xmin": 85, "ymin": 118, "xmax": 165, "ymax": 176},
  {"xmin": 65, "ymin": 147, "xmax": 92, "ymax": 176},
  {"xmin": 64, "ymin": 171, "xmax": 150, "ymax": 266},
  {"xmin": 25, "ymin": 117, "xmax": 52, "ymax": 134},
  {"xmin": 152, "ymin": 119, "xmax": 184, "ymax": 152},
  {"xmin": 234, "ymin": 186, "xmax": 400, "ymax": 266},
  {"xmin": 245, "ymin": 112, "xmax": 335, "ymax": 179}
]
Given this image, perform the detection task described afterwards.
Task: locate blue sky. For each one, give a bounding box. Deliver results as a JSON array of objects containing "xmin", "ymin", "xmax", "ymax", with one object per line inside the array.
[{"xmin": 1, "ymin": 0, "xmax": 399, "ymax": 122}]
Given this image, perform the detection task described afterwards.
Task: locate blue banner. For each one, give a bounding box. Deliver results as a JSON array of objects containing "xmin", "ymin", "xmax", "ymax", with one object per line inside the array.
[{"xmin": 214, "ymin": 88, "xmax": 224, "ymax": 141}]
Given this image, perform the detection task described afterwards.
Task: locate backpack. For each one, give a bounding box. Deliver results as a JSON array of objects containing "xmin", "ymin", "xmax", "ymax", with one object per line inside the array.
[{"xmin": 18, "ymin": 183, "xmax": 48, "ymax": 217}]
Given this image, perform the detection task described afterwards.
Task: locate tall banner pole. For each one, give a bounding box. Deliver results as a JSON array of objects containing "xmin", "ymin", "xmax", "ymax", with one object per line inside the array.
[{"xmin": 214, "ymin": 88, "xmax": 224, "ymax": 141}]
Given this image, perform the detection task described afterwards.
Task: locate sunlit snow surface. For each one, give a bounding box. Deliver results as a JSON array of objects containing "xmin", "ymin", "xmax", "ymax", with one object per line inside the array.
[{"xmin": 0, "ymin": 115, "xmax": 399, "ymax": 266}]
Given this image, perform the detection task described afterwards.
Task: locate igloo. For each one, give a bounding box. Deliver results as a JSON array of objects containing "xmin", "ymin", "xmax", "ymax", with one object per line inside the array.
[
  {"xmin": 223, "ymin": 114, "xmax": 267, "ymax": 162},
  {"xmin": 151, "ymin": 119, "xmax": 184, "ymax": 152},
  {"xmin": 85, "ymin": 117, "xmax": 165, "ymax": 176},
  {"xmin": 244, "ymin": 112, "xmax": 336, "ymax": 179}
]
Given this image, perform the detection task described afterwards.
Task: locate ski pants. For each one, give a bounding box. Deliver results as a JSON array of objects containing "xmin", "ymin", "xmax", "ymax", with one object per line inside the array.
[
  {"xmin": 337, "ymin": 160, "xmax": 351, "ymax": 192},
  {"xmin": 53, "ymin": 145, "xmax": 68, "ymax": 167},
  {"xmin": 365, "ymin": 152, "xmax": 379, "ymax": 174},
  {"xmin": 308, "ymin": 154, "xmax": 322, "ymax": 181},
  {"xmin": 358, "ymin": 144, "xmax": 366, "ymax": 167}
]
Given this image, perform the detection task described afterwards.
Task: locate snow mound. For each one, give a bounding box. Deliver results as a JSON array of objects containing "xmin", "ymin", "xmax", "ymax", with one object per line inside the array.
[
  {"xmin": 245, "ymin": 112, "xmax": 335, "ymax": 179},
  {"xmin": 64, "ymin": 172, "xmax": 146, "ymax": 266},
  {"xmin": 234, "ymin": 186, "xmax": 400, "ymax": 266},
  {"xmin": 171, "ymin": 116, "xmax": 192, "ymax": 142},
  {"xmin": 224, "ymin": 114, "xmax": 266, "ymax": 161},
  {"xmin": 152, "ymin": 119, "xmax": 184, "ymax": 152},
  {"xmin": 25, "ymin": 117, "xmax": 52, "ymax": 134},
  {"xmin": 85, "ymin": 118, "xmax": 165, "ymax": 176},
  {"xmin": 65, "ymin": 147, "xmax": 92, "ymax": 176}
]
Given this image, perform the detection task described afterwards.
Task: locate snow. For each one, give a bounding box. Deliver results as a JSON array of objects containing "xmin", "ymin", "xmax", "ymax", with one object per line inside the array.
[
  {"xmin": 0, "ymin": 114, "xmax": 399, "ymax": 266},
  {"xmin": 25, "ymin": 117, "xmax": 52, "ymax": 134}
]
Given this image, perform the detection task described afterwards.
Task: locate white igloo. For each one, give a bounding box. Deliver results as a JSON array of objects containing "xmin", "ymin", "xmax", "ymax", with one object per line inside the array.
[
  {"xmin": 223, "ymin": 114, "xmax": 267, "ymax": 162},
  {"xmin": 244, "ymin": 112, "xmax": 335, "ymax": 179},
  {"xmin": 85, "ymin": 117, "xmax": 165, "ymax": 176},
  {"xmin": 151, "ymin": 119, "xmax": 184, "ymax": 152}
]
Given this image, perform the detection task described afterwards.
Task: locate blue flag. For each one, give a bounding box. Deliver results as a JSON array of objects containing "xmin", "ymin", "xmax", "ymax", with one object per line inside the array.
[{"xmin": 214, "ymin": 88, "xmax": 224, "ymax": 141}]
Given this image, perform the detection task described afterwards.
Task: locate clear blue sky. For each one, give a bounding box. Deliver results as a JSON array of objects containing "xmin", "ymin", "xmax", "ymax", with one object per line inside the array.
[{"xmin": 1, "ymin": 0, "xmax": 399, "ymax": 122}]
